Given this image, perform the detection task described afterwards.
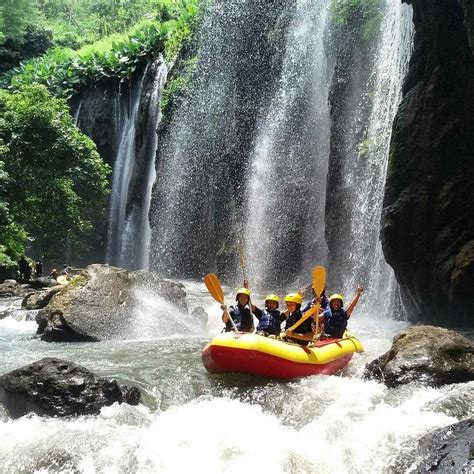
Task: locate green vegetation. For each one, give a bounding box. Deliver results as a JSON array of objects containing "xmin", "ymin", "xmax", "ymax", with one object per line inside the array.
[
  {"xmin": 0, "ymin": 0, "xmax": 202, "ymax": 269},
  {"xmin": 1, "ymin": 1, "xmax": 201, "ymax": 98},
  {"xmin": 329, "ymin": 0, "xmax": 384, "ymax": 41},
  {"xmin": 0, "ymin": 84, "xmax": 111, "ymax": 267},
  {"xmin": 161, "ymin": 55, "xmax": 198, "ymax": 115},
  {"xmin": 0, "ymin": 0, "xmax": 201, "ymax": 77}
]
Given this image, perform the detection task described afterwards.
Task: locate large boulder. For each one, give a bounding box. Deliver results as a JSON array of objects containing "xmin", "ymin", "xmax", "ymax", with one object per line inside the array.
[
  {"xmin": 0, "ymin": 358, "xmax": 141, "ymax": 419},
  {"xmin": 36, "ymin": 264, "xmax": 188, "ymax": 342},
  {"xmin": 381, "ymin": 0, "xmax": 474, "ymax": 325},
  {"xmin": 364, "ymin": 326, "xmax": 474, "ymax": 387}
]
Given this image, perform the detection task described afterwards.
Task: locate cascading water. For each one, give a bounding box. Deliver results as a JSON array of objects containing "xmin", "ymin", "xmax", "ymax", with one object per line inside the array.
[
  {"xmin": 327, "ymin": 1, "xmax": 413, "ymax": 315},
  {"xmin": 106, "ymin": 58, "xmax": 167, "ymax": 270},
  {"xmin": 150, "ymin": 0, "xmax": 289, "ymax": 279},
  {"xmin": 244, "ymin": 0, "xmax": 331, "ymax": 290},
  {"xmin": 2, "ymin": 3, "xmax": 472, "ymax": 473},
  {"xmin": 350, "ymin": 2, "xmax": 414, "ymax": 316}
]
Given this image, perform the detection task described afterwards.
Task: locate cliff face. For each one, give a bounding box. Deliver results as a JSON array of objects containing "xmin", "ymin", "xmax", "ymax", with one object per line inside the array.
[{"xmin": 381, "ymin": 0, "xmax": 474, "ymax": 325}]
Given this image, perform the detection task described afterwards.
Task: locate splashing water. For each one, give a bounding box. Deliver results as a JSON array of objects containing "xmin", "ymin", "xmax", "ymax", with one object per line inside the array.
[{"xmin": 244, "ymin": 0, "xmax": 331, "ymax": 290}]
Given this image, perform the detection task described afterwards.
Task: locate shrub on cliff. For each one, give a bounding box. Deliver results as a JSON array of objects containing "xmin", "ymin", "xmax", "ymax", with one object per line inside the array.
[{"xmin": 0, "ymin": 84, "xmax": 111, "ymax": 261}]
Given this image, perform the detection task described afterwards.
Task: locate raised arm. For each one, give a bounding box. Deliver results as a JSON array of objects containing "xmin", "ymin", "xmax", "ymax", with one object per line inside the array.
[{"xmin": 346, "ymin": 286, "xmax": 363, "ymax": 316}]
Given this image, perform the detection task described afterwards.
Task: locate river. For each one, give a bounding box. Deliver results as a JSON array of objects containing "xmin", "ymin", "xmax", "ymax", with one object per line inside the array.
[{"xmin": 1, "ymin": 284, "xmax": 472, "ymax": 473}]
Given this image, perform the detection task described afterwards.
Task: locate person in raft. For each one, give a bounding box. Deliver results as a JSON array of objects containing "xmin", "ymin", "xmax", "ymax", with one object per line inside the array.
[
  {"xmin": 301, "ymin": 288, "xmax": 330, "ymax": 313},
  {"xmin": 221, "ymin": 287, "xmax": 255, "ymax": 332},
  {"xmin": 253, "ymin": 294, "xmax": 286, "ymax": 337},
  {"xmin": 321, "ymin": 287, "xmax": 363, "ymax": 339},
  {"xmin": 280, "ymin": 293, "xmax": 314, "ymax": 345}
]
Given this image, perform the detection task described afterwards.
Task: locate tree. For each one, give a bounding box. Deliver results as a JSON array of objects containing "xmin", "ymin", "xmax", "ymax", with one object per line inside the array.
[
  {"xmin": 0, "ymin": 84, "xmax": 111, "ymax": 261},
  {"xmin": 0, "ymin": 0, "xmax": 39, "ymax": 44}
]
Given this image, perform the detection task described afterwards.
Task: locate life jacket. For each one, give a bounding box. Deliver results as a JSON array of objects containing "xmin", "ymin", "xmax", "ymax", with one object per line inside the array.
[
  {"xmin": 284, "ymin": 310, "xmax": 313, "ymax": 334},
  {"xmin": 225, "ymin": 304, "xmax": 253, "ymax": 332},
  {"xmin": 323, "ymin": 308, "xmax": 349, "ymax": 338},
  {"xmin": 256, "ymin": 309, "xmax": 282, "ymax": 335}
]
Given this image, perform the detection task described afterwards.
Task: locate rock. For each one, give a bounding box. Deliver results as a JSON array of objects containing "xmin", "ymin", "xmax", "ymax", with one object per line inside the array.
[
  {"xmin": 191, "ymin": 306, "xmax": 208, "ymax": 327},
  {"xmin": 364, "ymin": 326, "xmax": 474, "ymax": 387},
  {"xmin": 30, "ymin": 277, "xmax": 62, "ymax": 289},
  {"xmin": 402, "ymin": 418, "xmax": 474, "ymax": 472},
  {"xmin": 21, "ymin": 286, "xmax": 63, "ymax": 310},
  {"xmin": 0, "ymin": 281, "xmax": 37, "ymax": 299},
  {"xmin": 0, "ymin": 357, "xmax": 141, "ymax": 418},
  {"xmin": 381, "ymin": 0, "xmax": 474, "ymax": 325},
  {"xmin": 36, "ymin": 264, "xmax": 188, "ymax": 342}
]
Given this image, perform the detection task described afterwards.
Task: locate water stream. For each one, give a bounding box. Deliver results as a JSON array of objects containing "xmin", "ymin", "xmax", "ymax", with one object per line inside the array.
[
  {"xmin": 0, "ymin": 292, "xmax": 472, "ymax": 473},
  {"xmin": 105, "ymin": 58, "xmax": 167, "ymax": 270}
]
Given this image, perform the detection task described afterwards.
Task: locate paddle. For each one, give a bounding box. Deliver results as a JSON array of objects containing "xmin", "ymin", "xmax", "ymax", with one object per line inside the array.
[
  {"xmin": 203, "ymin": 273, "xmax": 239, "ymax": 332},
  {"xmin": 238, "ymin": 238, "xmax": 256, "ymax": 321},
  {"xmin": 311, "ymin": 266, "xmax": 326, "ymax": 339},
  {"xmin": 287, "ymin": 266, "xmax": 326, "ymax": 332}
]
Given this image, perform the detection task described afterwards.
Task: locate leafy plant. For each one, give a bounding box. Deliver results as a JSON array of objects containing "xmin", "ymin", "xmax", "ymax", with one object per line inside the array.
[
  {"xmin": 0, "ymin": 84, "xmax": 111, "ymax": 261},
  {"xmin": 329, "ymin": 0, "xmax": 384, "ymax": 41}
]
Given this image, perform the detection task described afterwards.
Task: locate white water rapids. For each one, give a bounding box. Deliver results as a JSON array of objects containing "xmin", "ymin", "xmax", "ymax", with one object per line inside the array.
[{"xmin": 1, "ymin": 288, "xmax": 472, "ymax": 473}]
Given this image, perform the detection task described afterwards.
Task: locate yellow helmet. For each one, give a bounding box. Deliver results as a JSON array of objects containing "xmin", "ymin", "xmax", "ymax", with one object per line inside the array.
[
  {"xmin": 284, "ymin": 293, "xmax": 303, "ymax": 305},
  {"xmin": 265, "ymin": 294, "xmax": 280, "ymax": 303},
  {"xmin": 329, "ymin": 294, "xmax": 344, "ymax": 304},
  {"xmin": 236, "ymin": 288, "xmax": 251, "ymax": 297}
]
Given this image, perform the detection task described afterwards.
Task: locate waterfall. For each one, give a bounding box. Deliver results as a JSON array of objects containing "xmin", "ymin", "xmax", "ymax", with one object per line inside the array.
[
  {"xmin": 330, "ymin": 1, "xmax": 413, "ymax": 315},
  {"xmin": 150, "ymin": 1, "xmax": 288, "ymax": 279},
  {"xmin": 244, "ymin": 0, "xmax": 331, "ymax": 290},
  {"xmin": 106, "ymin": 59, "xmax": 167, "ymax": 270}
]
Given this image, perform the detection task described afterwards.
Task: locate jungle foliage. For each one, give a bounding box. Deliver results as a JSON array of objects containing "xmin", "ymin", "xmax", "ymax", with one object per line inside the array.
[
  {"xmin": 0, "ymin": 85, "xmax": 111, "ymax": 266},
  {"xmin": 329, "ymin": 0, "xmax": 384, "ymax": 41}
]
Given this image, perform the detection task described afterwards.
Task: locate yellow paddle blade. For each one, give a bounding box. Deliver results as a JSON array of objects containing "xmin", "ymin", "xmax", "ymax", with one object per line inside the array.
[
  {"xmin": 312, "ymin": 266, "xmax": 326, "ymax": 297},
  {"xmin": 204, "ymin": 273, "xmax": 224, "ymax": 304},
  {"xmin": 288, "ymin": 305, "xmax": 319, "ymax": 332}
]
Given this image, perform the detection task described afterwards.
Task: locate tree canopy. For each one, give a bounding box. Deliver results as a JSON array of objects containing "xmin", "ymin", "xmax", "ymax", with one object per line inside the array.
[{"xmin": 0, "ymin": 84, "xmax": 110, "ymax": 266}]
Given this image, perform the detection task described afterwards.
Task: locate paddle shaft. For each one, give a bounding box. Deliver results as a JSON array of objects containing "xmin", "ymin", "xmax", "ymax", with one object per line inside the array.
[
  {"xmin": 204, "ymin": 273, "xmax": 239, "ymax": 332},
  {"xmin": 287, "ymin": 266, "xmax": 326, "ymax": 335}
]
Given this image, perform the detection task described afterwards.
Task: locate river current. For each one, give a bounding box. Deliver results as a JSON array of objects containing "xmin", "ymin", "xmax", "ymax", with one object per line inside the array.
[{"xmin": 0, "ymin": 283, "xmax": 472, "ymax": 473}]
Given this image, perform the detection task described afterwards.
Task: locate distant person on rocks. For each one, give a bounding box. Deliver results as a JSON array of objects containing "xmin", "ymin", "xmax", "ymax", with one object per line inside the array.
[
  {"xmin": 24, "ymin": 263, "xmax": 32, "ymax": 281},
  {"xmin": 321, "ymin": 287, "xmax": 363, "ymax": 339},
  {"xmin": 50, "ymin": 268, "xmax": 58, "ymax": 280},
  {"xmin": 18, "ymin": 256, "xmax": 29, "ymax": 280},
  {"xmin": 61, "ymin": 264, "xmax": 73, "ymax": 280},
  {"xmin": 35, "ymin": 261, "xmax": 43, "ymax": 277},
  {"xmin": 281, "ymin": 293, "xmax": 314, "ymax": 345},
  {"xmin": 254, "ymin": 294, "xmax": 286, "ymax": 337},
  {"xmin": 221, "ymin": 287, "xmax": 254, "ymax": 332}
]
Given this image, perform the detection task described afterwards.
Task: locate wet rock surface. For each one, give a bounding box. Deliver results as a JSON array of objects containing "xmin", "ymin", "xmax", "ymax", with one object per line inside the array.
[
  {"xmin": 364, "ymin": 326, "xmax": 474, "ymax": 387},
  {"xmin": 404, "ymin": 418, "xmax": 474, "ymax": 472},
  {"xmin": 381, "ymin": 0, "xmax": 474, "ymax": 325},
  {"xmin": 21, "ymin": 286, "xmax": 63, "ymax": 310},
  {"xmin": 36, "ymin": 264, "xmax": 188, "ymax": 342},
  {"xmin": 0, "ymin": 357, "xmax": 141, "ymax": 419}
]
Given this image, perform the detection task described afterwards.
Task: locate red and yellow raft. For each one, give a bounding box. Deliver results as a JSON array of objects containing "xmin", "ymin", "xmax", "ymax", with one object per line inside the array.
[{"xmin": 202, "ymin": 332, "xmax": 364, "ymax": 379}]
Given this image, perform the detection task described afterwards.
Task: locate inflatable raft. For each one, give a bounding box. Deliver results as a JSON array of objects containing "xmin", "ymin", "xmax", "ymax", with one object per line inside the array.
[{"xmin": 202, "ymin": 332, "xmax": 364, "ymax": 379}]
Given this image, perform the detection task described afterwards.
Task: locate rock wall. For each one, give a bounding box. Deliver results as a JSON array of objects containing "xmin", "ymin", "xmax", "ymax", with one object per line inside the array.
[{"xmin": 381, "ymin": 0, "xmax": 474, "ymax": 325}]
